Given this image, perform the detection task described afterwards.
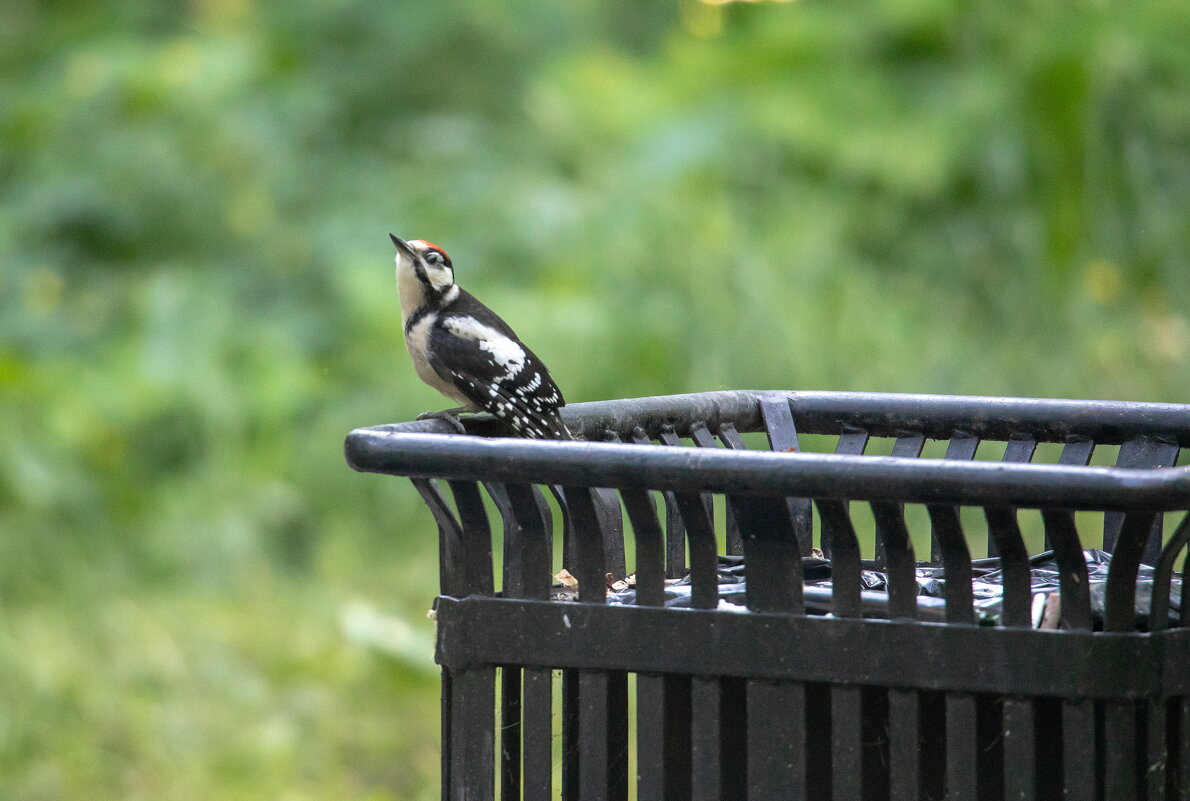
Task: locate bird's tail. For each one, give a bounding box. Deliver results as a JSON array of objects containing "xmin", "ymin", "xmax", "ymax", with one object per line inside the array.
[
  {"xmin": 541, "ymin": 408, "xmax": 574, "ymax": 440},
  {"xmin": 519, "ymin": 407, "xmax": 573, "ymax": 440}
]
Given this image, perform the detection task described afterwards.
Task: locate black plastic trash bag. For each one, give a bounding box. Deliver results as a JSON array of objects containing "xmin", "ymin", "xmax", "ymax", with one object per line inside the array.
[{"xmin": 603, "ymin": 550, "xmax": 1182, "ymax": 630}]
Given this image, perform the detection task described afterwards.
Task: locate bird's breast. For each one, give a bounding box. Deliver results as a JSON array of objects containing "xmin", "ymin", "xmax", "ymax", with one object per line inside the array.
[{"xmin": 404, "ymin": 317, "xmax": 473, "ymax": 407}]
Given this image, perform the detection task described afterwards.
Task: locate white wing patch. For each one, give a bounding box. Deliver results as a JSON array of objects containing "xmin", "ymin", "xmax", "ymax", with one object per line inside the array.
[{"xmin": 443, "ymin": 315, "xmax": 526, "ymax": 378}]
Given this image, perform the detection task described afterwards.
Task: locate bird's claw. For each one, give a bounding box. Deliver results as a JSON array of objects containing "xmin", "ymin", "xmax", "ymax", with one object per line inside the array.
[{"xmin": 417, "ymin": 410, "xmax": 468, "ymax": 434}]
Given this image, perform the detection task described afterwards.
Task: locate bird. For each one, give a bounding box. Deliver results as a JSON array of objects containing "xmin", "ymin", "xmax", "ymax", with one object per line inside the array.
[{"xmin": 390, "ymin": 234, "xmax": 572, "ymax": 439}]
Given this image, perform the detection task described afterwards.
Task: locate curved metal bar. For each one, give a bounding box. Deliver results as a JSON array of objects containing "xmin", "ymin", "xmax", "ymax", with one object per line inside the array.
[
  {"xmin": 562, "ymin": 486, "xmax": 608, "ymax": 604},
  {"xmin": 924, "ymin": 433, "xmax": 978, "ymax": 624},
  {"xmin": 982, "ymin": 507, "xmax": 1033, "ymax": 628},
  {"xmin": 930, "ymin": 433, "xmax": 979, "ymax": 563},
  {"xmin": 347, "ymin": 430, "xmax": 1190, "ymax": 512},
  {"xmin": 926, "ymin": 504, "xmax": 975, "ymax": 624},
  {"xmin": 481, "ymin": 482, "xmax": 522, "ymax": 597},
  {"xmin": 1182, "ymin": 560, "xmax": 1190, "ymax": 629},
  {"xmin": 547, "ymin": 484, "xmax": 572, "ymax": 574},
  {"xmin": 657, "ymin": 428, "xmax": 690, "ymax": 580},
  {"xmin": 1149, "ymin": 515, "xmax": 1190, "ymax": 632},
  {"xmin": 620, "ymin": 488, "xmax": 666, "ymax": 607},
  {"xmin": 376, "ymin": 390, "xmax": 1190, "ymax": 445},
  {"xmin": 1039, "ymin": 510, "xmax": 1093, "ymax": 630},
  {"xmin": 672, "ymin": 492, "xmax": 720, "ymax": 610},
  {"xmin": 1103, "ymin": 511, "xmax": 1159, "ymax": 632},
  {"xmin": 447, "ymin": 480, "xmax": 495, "ymax": 597},
  {"xmin": 714, "ymin": 422, "xmax": 746, "ymax": 555},
  {"xmin": 732, "ymin": 494, "xmax": 805, "ymax": 614},
  {"xmin": 504, "ymin": 484, "xmax": 554, "ymax": 601},
  {"xmin": 412, "ymin": 478, "xmax": 465, "ymax": 597},
  {"xmin": 761, "ymin": 396, "xmax": 814, "ymax": 556},
  {"xmin": 815, "ymin": 499, "xmax": 862, "ymax": 618},
  {"xmin": 988, "ymin": 435, "xmax": 1037, "ymax": 559},
  {"xmin": 871, "ymin": 502, "xmax": 918, "ymax": 620}
]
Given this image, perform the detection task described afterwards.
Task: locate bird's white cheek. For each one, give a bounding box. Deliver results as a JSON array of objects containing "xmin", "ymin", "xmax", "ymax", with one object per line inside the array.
[{"xmin": 425, "ymin": 264, "xmax": 454, "ymax": 292}]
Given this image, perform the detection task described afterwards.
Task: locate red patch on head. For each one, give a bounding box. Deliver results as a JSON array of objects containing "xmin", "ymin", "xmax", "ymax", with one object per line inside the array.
[{"xmin": 422, "ymin": 242, "xmax": 449, "ymax": 260}]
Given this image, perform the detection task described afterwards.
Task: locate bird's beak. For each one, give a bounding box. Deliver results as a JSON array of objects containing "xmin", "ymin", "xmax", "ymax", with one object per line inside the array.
[{"xmin": 389, "ymin": 233, "xmax": 414, "ymax": 258}]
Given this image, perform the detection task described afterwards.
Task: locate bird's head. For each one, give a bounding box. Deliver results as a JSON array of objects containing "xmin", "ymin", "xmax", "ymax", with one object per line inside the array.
[{"xmin": 391, "ymin": 234, "xmax": 455, "ymax": 296}]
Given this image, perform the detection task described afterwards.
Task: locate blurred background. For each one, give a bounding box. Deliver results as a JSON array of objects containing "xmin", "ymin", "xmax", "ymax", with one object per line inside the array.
[{"xmin": 1, "ymin": 0, "xmax": 1187, "ymax": 798}]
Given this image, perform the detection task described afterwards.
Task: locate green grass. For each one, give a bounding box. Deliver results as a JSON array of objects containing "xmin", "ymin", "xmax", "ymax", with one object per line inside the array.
[{"xmin": 1, "ymin": 0, "xmax": 1188, "ymax": 797}]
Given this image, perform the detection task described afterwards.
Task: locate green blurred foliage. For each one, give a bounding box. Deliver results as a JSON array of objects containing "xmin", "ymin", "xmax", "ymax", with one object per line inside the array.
[{"xmin": 1, "ymin": 0, "xmax": 1188, "ymax": 797}]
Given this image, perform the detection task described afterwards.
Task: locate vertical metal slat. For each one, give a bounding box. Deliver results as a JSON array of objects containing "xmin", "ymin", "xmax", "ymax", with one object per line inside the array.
[
  {"xmin": 733, "ymin": 494, "xmax": 805, "ymax": 614},
  {"xmin": 759, "ymin": 395, "xmax": 813, "ymax": 555},
  {"xmin": 721, "ymin": 678, "xmax": 747, "ymax": 801},
  {"xmin": 505, "ymin": 484, "xmax": 553, "ymax": 601},
  {"xmin": 568, "ymin": 487, "xmax": 628, "ymax": 800},
  {"xmin": 716, "ymin": 421, "xmax": 747, "ymax": 556},
  {"xmin": 451, "ymin": 667, "xmax": 496, "ymax": 801},
  {"xmin": 1003, "ymin": 698, "xmax": 1036, "ymax": 801},
  {"xmin": 621, "ymin": 488, "xmax": 665, "ymax": 607},
  {"xmin": 664, "ymin": 676, "xmax": 693, "ymax": 801},
  {"xmin": 1039, "ymin": 509, "xmax": 1094, "ymax": 631},
  {"xmin": 635, "ymin": 674, "xmax": 664, "ymax": 801},
  {"xmin": 826, "ymin": 428, "xmax": 869, "ymax": 563},
  {"xmin": 748, "ymin": 680, "xmax": 806, "ymax": 798},
  {"xmin": 442, "ymin": 667, "xmax": 453, "ymax": 801},
  {"xmin": 444, "ymin": 480, "xmax": 497, "ymax": 801},
  {"xmin": 594, "ymin": 487, "xmax": 627, "ymax": 580},
  {"xmin": 832, "ymin": 685, "xmax": 863, "ymax": 801},
  {"xmin": 691, "ymin": 677, "xmax": 723, "ymax": 801},
  {"xmin": 521, "ymin": 667, "xmax": 552, "ymax": 801},
  {"xmin": 1103, "ymin": 511, "xmax": 1159, "ymax": 632},
  {"xmin": 888, "ymin": 689, "xmax": 919, "ymax": 801},
  {"xmin": 1146, "ymin": 698, "xmax": 1167, "ymax": 801},
  {"xmin": 688, "ymin": 422, "xmax": 721, "ymax": 553},
  {"xmin": 565, "ymin": 487, "xmax": 609, "ymax": 605},
  {"xmin": 607, "ymin": 672, "xmax": 629, "ymax": 801},
  {"xmin": 672, "ymin": 491, "xmax": 720, "ymax": 610},
  {"xmin": 817, "ymin": 449, "xmax": 866, "ymax": 801},
  {"xmin": 945, "ymin": 694, "xmax": 978, "ymax": 801},
  {"xmin": 448, "ymin": 480, "xmax": 495, "ymax": 596},
  {"xmin": 871, "ymin": 501, "xmax": 918, "ymax": 621},
  {"xmin": 485, "ymin": 482, "xmax": 523, "ymax": 801},
  {"xmin": 875, "ymin": 447, "xmax": 921, "ymax": 801},
  {"xmin": 1102, "ymin": 437, "xmax": 1179, "ymax": 562},
  {"xmin": 414, "ymin": 478, "xmax": 466, "ymax": 597},
  {"xmin": 931, "ymin": 432, "xmax": 979, "ymax": 563},
  {"xmin": 562, "ymin": 670, "xmax": 579, "ymax": 801},
  {"xmin": 500, "ymin": 667, "xmax": 521, "ymax": 801},
  {"xmin": 578, "ymin": 670, "xmax": 610, "ymax": 801},
  {"xmin": 734, "ymin": 474, "xmax": 808, "ymax": 799},
  {"xmin": 1047, "ymin": 438, "xmax": 1094, "ymax": 553},
  {"xmin": 1104, "ymin": 700, "xmax": 1137, "ymax": 801},
  {"xmin": 872, "ymin": 434, "xmax": 925, "ymax": 571},
  {"xmin": 927, "ymin": 502, "xmax": 974, "ymax": 624},
  {"xmin": 1179, "ymin": 696, "xmax": 1190, "ymax": 800},
  {"xmin": 621, "ymin": 485, "xmax": 668, "ymax": 801},
  {"xmin": 1150, "ymin": 515, "xmax": 1190, "ymax": 633},
  {"xmin": 991, "ymin": 436, "xmax": 1038, "ymax": 558},
  {"xmin": 816, "ymin": 499, "xmax": 862, "ymax": 619},
  {"xmin": 1062, "ymin": 699, "xmax": 1096, "ymax": 800},
  {"xmin": 658, "ymin": 429, "xmax": 688, "ymax": 579},
  {"xmin": 984, "ymin": 505, "xmax": 1033, "ymax": 628}
]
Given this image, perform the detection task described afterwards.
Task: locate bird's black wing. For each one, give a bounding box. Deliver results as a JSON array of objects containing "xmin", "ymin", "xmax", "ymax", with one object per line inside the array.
[{"xmin": 426, "ymin": 311, "xmax": 571, "ymax": 439}]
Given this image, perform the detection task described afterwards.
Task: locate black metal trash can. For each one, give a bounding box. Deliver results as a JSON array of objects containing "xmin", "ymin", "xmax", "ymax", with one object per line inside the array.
[{"xmin": 345, "ymin": 390, "xmax": 1190, "ymax": 801}]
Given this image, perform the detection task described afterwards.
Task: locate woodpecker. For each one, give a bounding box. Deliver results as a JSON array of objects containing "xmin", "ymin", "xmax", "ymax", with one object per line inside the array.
[{"xmin": 390, "ymin": 234, "xmax": 572, "ymax": 439}]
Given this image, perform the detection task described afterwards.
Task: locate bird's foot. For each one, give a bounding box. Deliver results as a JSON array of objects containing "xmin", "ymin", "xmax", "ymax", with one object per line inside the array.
[{"xmin": 417, "ymin": 408, "xmax": 469, "ymax": 434}]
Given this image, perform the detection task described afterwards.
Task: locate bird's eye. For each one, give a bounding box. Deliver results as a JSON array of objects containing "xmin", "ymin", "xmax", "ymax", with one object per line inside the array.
[{"xmin": 425, "ymin": 251, "xmax": 443, "ymax": 265}]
